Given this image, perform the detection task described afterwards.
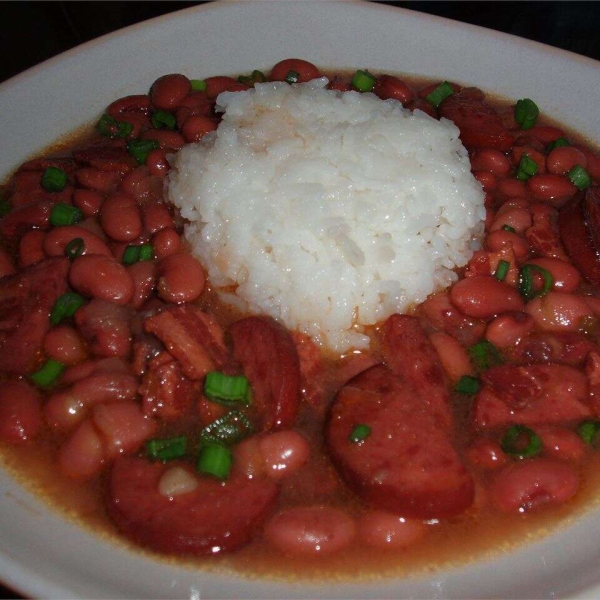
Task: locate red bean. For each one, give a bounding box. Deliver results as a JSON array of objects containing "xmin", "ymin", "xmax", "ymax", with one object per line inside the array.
[
  {"xmin": 74, "ymin": 168, "xmax": 122, "ymax": 195},
  {"xmin": 57, "ymin": 419, "xmax": 104, "ymax": 479},
  {"xmin": 0, "ymin": 246, "xmax": 15, "ymax": 277},
  {"xmin": 150, "ymin": 74, "xmax": 191, "ymax": 110},
  {"xmin": 450, "ymin": 276, "xmax": 525, "ymax": 319},
  {"xmin": 546, "ymin": 146, "xmax": 587, "ymax": 176},
  {"xmin": 69, "ymin": 254, "xmax": 134, "ymax": 305},
  {"xmin": 525, "ymin": 257, "xmax": 581, "ymax": 293},
  {"xmin": 100, "ymin": 192, "xmax": 143, "ymax": 242},
  {"xmin": 497, "ymin": 177, "xmax": 528, "ymax": 199},
  {"xmin": 264, "ymin": 506, "xmax": 355, "ymax": 555},
  {"xmin": 490, "ymin": 458, "xmax": 579, "ymax": 513},
  {"xmin": 373, "ymin": 75, "xmax": 413, "ymax": 106},
  {"xmin": 146, "ymin": 149, "xmax": 170, "ymax": 178},
  {"xmin": 470, "ymin": 149, "xmax": 511, "ymax": 176},
  {"xmin": 485, "ymin": 311, "xmax": 535, "ymax": 348},
  {"xmin": 157, "ymin": 253, "xmax": 205, "ymax": 303},
  {"xmin": 466, "ymin": 439, "xmax": 507, "ymax": 470},
  {"xmin": 18, "ymin": 230, "xmax": 46, "ymax": 267},
  {"xmin": 490, "ymin": 207, "xmax": 532, "ymax": 233},
  {"xmin": 119, "ymin": 166, "xmax": 163, "ymax": 204},
  {"xmin": 128, "ymin": 260, "xmax": 156, "ymax": 309},
  {"xmin": 140, "ymin": 129, "xmax": 185, "ymax": 151},
  {"xmin": 181, "ymin": 115, "xmax": 218, "ymax": 143},
  {"xmin": 107, "ymin": 94, "xmax": 151, "ymax": 120},
  {"xmin": 536, "ymin": 426, "xmax": 587, "ymax": 462},
  {"xmin": 43, "ymin": 225, "xmax": 111, "ymax": 258},
  {"xmin": 0, "ymin": 381, "xmax": 42, "ymax": 444},
  {"xmin": 73, "ymin": 188, "xmax": 104, "ymax": 217},
  {"xmin": 428, "ymin": 331, "xmax": 471, "ymax": 381},
  {"xmin": 358, "ymin": 510, "xmax": 425, "ymax": 549},
  {"xmin": 527, "ymin": 173, "xmax": 577, "ymax": 206},
  {"xmin": 485, "ymin": 229, "xmax": 529, "ymax": 260},
  {"xmin": 269, "ymin": 59, "xmax": 320, "ymax": 83},
  {"xmin": 511, "ymin": 146, "xmax": 546, "ymax": 173},
  {"xmin": 473, "ymin": 171, "xmax": 497, "ymax": 193},
  {"xmin": 152, "ymin": 227, "xmax": 181, "ymax": 259},
  {"xmin": 43, "ymin": 325, "xmax": 88, "ymax": 365},
  {"xmin": 526, "ymin": 125, "xmax": 565, "ymax": 145},
  {"xmin": 526, "ymin": 291, "xmax": 594, "ymax": 332},
  {"xmin": 0, "ymin": 200, "xmax": 53, "ymax": 238},
  {"xmin": 203, "ymin": 76, "xmax": 249, "ymax": 101},
  {"xmin": 142, "ymin": 202, "xmax": 173, "ymax": 234}
]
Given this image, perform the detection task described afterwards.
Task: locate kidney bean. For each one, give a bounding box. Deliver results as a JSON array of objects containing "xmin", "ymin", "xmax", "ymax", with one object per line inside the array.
[
  {"xmin": 577, "ymin": 146, "xmax": 600, "ymax": 181},
  {"xmin": 496, "ymin": 178, "xmax": 528, "ymax": 199},
  {"xmin": 373, "ymin": 75, "xmax": 413, "ymax": 106},
  {"xmin": 119, "ymin": 166, "xmax": 163, "ymax": 204},
  {"xmin": 70, "ymin": 254, "xmax": 134, "ymax": 305},
  {"xmin": 107, "ymin": 94, "xmax": 151, "ymax": 120},
  {"xmin": 146, "ymin": 149, "xmax": 170, "ymax": 178},
  {"xmin": 470, "ymin": 149, "xmax": 511, "ymax": 176},
  {"xmin": 150, "ymin": 74, "xmax": 191, "ymax": 110},
  {"xmin": 17, "ymin": 230, "xmax": 45, "ymax": 267},
  {"xmin": 156, "ymin": 253, "xmax": 205, "ymax": 303},
  {"xmin": 526, "ymin": 291, "xmax": 594, "ymax": 332},
  {"xmin": 44, "ymin": 325, "xmax": 88, "ymax": 365},
  {"xmin": 152, "ymin": 227, "xmax": 181, "ymax": 260},
  {"xmin": 0, "ymin": 200, "xmax": 53, "ymax": 238},
  {"xmin": 62, "ymin": 357, "xmax": 129, "ymax": 386},
  {"xmin": 485, "ymin": 229, "xmax": 529, "ymax": 260},
  {"xmin": 181, "ymin": 115, "xmax": 218, "ymax": 143},
  {"xmin": 58, "ymin": 419, "xmax": 105, "ymax": 479},
  {"xmin": 73, "ymin": 189, "xmax": 104, "ymax": 217},
  {"xmin": 203, "ymin": 76, "xmax": 249, "ymax": 101},
  {"xmin": 535, "ymin": 426, "xmax": 587, "ymax": 462},
  {"xmin": 0, "ymin": 247, "xmax": 15, "ymax": 277},
  {"xmin": 428, "ymin": 331, "xmax": 472, "ymax": 382},
  {"xmin": 466, "ymin": 439, "xmax": 507, "ymax": 470},
  {"xmin": 511, "ymin": 146, "xmax": 546, "ymax": 173},
  {"xmin": 525, "ymin": 257, "xmax": 581, "ymax": 293},
  {"xmin": 327, "ymin": 77, "xmax": 351, "ymax": 92},
  {"xmin": 526, "ymin": 125, "xmax": 565, "ymax": 145},
  {"xmin": 99, "ymin": 192, "xmax": 143, "ymax": 243},
  {"xmin": 527, "ymin": 173, "xmax": 577, "ymax": 206},
  {"xmin": 142, "ymin": 202, "xmax": 173, "ymax": 234},
  {"xmin": 490, "ymin": 207, "xmax": 532, "ymax": 233},
  {"xmin": 0, "ymin": 381, "xmax": 42, "ymax": 444},
  {"xmin": 43, "ymin": 225, "xmax": 111, "ymax": 258},
  {"xmin": 546, "ymin": 146, "xmax": 587, "ymax": 176},
  {"xmin": 140, "ymin": 129, "xmax": 185, "ymax": 151},
  {"xmin": 175, "ymin": 91, "xmax": 212, "ymax": 128},
  {"xmin": 450, "ymin": 276, "xmax": 525, "ymax": 319},
  {"xmin": 485, "ymin": 311, "xmax": 534, "ymax": 348},
  {"xmin": 358, "ymin": 510, "xmax": 425, "ymax": 550},
  {"xmin": 490, "ymin": 459, "xmax": 579, "ymax": 514},
  {"xmin": 474, "ymin": 171, "xmax": 497, "ymax": 193},
  {"xmin": 75, "ymin": 168, "xmax": 122, "ymax": 195},
  {"xmin": 264, "ymin": 506, "xmax": 355, "ymax": 556},
  {"xmin": 408, "ymin": 99, "xmax": 437, "ymax": 118},
  {"xmin": 128, "ymin": 261, "xmax": 156, "ymax": 309},
  {"xmin": 269, "ymin": 59, "xmax": 320, "ymax": 83}
]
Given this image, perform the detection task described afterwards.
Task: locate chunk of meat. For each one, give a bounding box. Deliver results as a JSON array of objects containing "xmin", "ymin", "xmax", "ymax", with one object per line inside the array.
[
  {"xmin": 230, "ymin": 316, "xmax": 301, "ymax": 430},
  {"xmin": 509, "ymin": 331, "xmax": 598, "ymax": 367},
  {"xmin": 525, "ymin": 204, "xmax": 568, "ymax": 261},
  {"xmin": 73, "ymin": 144, "xmax": 137, "ymax": 173},
  {"xmin": 144, "ymin": 305, "xmax": 227, "ymax": 379},
  {"xmin": 106, "ymin": 457, "xmax": 279, "ymax": 555},
  {"xmin": 473, "ymin": 364, "xmax": 591, "ymax": 429},
  {"xmin": 381, "ymin": 314, "xmax": 452, "ymax": 430},
  {"xmin": 326, "ymin": 365, "xmax": 474, "ymax": 519},
  {"xmin": 0, "ymin": 257, "xmax": 69, "ymax": 374}
]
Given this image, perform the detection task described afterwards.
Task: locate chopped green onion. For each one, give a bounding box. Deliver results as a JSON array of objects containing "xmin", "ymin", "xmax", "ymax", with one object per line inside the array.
[
  {"xmin": 237, "ymin": 75, "xmax": 253, "ymax": 85},
  {"xmin": 238, "ymin": 70, "xmax": 266, "ymax": 86},
  {"xmin": 127, "ymin": 139, "xmax": 160, "ymax": 165},
  {"xmin": 251, "ymin": 70, "xmax": 266, "ymax": 83},
  {"xmin": 577, "ymin": 420, "xmax": 600, "ymax": 445},
  {"xmin": 197, "ymin": 443, "xmax": 232, "ymax": 480},
  {"xmin": 495, "ymin": 259, "xmax": 510, "ymax": 282},
  {"xmin": 568, "ymin": 165, "xmax": 591, "ymax": 190},
  {"xmin": 501, "ymin": 224, "xmax": 516, "ymax": 233},
  {"xmin": 204, "ymin": 372, "xmax": 251, "ymax": 406},
  {"xmin": 64, "ymin": 237, "xmax": 85, "ymax": 260},
  {"xmin": 515, "ymin": 154, "xmax": 538, "ymax": 181},
  {"xmin": 138, "ymin": 243, "xmax": 154, "ymax": 261},
  {"xmin": 30, "ymin": 359, "xmax": 64, "ymax": 388},
  {"xmin": 151, "ymin": 110, "xmax": 177, "ymax": 131},
  {"xmin": 518, "ymin": 263, "xmax": 553, "ymax": 300},
  {"xmin": 0, "ymin": 198, "xmax": 12, "ymax": 218},
  {"xmin": 285, "ymin": 70, "xmax": 300, "ymax": 84},
  {"xmin": 41, "ymin": 167, "xmax": 68, "ymax": 192},
  {"xmin": 425, "ymin": 81, "xmax": 454, "ymax": 108},
  {"xmin": 501, "ymin": 425, "xmax": 542, "ymax": 458},
  {"xmin": 199, "ymin": 410, "xmax": 254, "ymax": 446},
  {"xmin": 546, "ymin": 137, "xmax": 570, "ymax": 152},
  {"xmin": 50, "ymin": 203, "xmax": 83, "ymax": 227},
  {"xmin": 468, "ymin": 340, "xmax": 503, "ymax": 371},
  {"xmin": 97, "ymin": 114, "xmax": 133, "ymax": 139},
  {"xmin": 146, "ymin": 435, "xmax": 187, "ymax": 461},
  {"xmin": 514, "ymin": 98, "xmax": 539, "ymax": 130},
  {"xmin": 190, "ymin": 79, "xmax": 207, "ymax": 91},
  {"xmin": 349, "ymin": 423, "xmax": 371, "ymax": 443},
  {"xmin": 455, "ymin": 375, "xmax": 481, "ymax": 395},
  {"xmin": 351, "ymin": 70, "xmax": 376, "ymax": 93},
  {"xmin": 50, "ymin": 292, "xmax": 85, "ymax": 325},
  {"xmin": 122, "ymin": 243, "xmax": 154, "ymax": 265}
]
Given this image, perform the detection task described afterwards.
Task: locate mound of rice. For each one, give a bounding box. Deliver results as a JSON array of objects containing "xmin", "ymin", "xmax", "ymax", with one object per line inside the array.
[{"xmin": 167, "ymin": 78, "xmax": 485, "ymax": 352}]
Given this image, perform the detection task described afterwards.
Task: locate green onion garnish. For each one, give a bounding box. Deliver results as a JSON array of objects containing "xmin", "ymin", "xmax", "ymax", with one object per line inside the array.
[
  {"xmin": 501, "ymin": 224, "xmax": 516, "ymax": 233},
  {"xmin": 425, "ymin": 81, "xmax": 454, "ymax": 108},
  {"xmin": 514, "ymin": 98, "xmax": 539, "ymax": 130},
  {"xmin": 468, "ymin": 340, "xmax": 503, "ymax": 371},
  {"xmin": 501, "ymin": 425, "xmax": 542, "ymax": 458},
  {"xmin": 30, "ymin": 359, "xmax": 64, "ymax": 388},
  {"xmin": 41, "ymin": 167, "xmax": 68, "ymax": 192},
  {"xmin": 64, "ymin": 237, "xmax": 85, "ymax": 260},
  {"xmin": 151, "ymin": 110, "xmax": 177, "ymax": 131},
  {"xmin": 50, "ymin": 292, "xmax": 85, "ymax": 325},
  {"xmin": 455, "ymin": 375, "xmax": 481, "ymax": 395},
  {"xmin": 197, "ymin": 443, "xmax": 233, "ymax": 480},
  {"xmin": 127, "ymin": 139, "xmax": 160, "ymax": 165},
  {"xmin": 238, "ymin": 70, "xmax": 266, "ymax": 86},
  {"xmin": 146, "ymin": 435, "xmax": 187, "ymax": 461},
  {"xmin": 349, "ymin": 424, "xmax": 371, "ymax": 443},
  {"xmin": 577, "ymin": 420, "xmax": 600, "ymax": 445},
  {"xmin": 351, "ymin": 70, "xmax": 376, "ymax": 93},
  {"xmin": 518, "ymin": 263, "xmax": 553, "ymax": 300},
  {"xmin": 495, "ymin": 259, "xmax": 510, "ymax": 282},
  {"xmin": 285, "ymin": 70, "xmax": 300, "ymax": 84},
  {"xmin": 49, "ymin": 203, "xmax": 83, "ymax": 227},
  {"xmin": 122, "ymin": 243, "xmax": 154, "ymax": 265},
  {"xmin": 97, "ymin": 114, "xmax": 133, "ymax": 139},
  {"xmin": 0, "ymin": 198, "xmax": 12, "ymax": 218},
  {"xmin": 190, "ymin": 79, "xmax": 207, "ymax": 91},
  {"xmin": 138, "ymin": 243, "xmax": 154, "ymax": 261},
  {"xmin": 204, "ymin": 372, "xmax": 251, "ymax": 406},
  {"xmin": 199, "ymin": 410, "xmax": 254, "ymax": 446},
  {"xmin": 515, "ymin": 154, "xmax": 538, "ymax": 181},
  {"xmin": 568, "ymin": 165, "xmax": 591, "ymax": 190},
  {"xmin": 546, "ymin": 137, "xmax": 570, "ymax": 152}
]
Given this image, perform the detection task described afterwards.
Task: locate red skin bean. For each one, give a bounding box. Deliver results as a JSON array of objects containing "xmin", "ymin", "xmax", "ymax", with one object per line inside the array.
[
  {"xmin": 142, "ymin": 202, "xmax": 173, "ymax": 234},
  {"xmin": 75, "ymin": 168, "xmax": 122, "ymax": 195},
  {"xmin": 450, "ymin": 276, "xmax": 525, "ymax": 319},
  {"xmin": 546, "ymin": 146, "xmax": 587, "ymax": 176},
  {"xmin": 181, "ymin": 115, "xmax": 218, "ymax": 143},
  {"xmin": 62, "ymin": 357, "xmax": 129, "ymax": 386},
  {"xmin": 526, "ymin": 291, "xmax": 593, "ymax": 332},
  {"xmin": 0, "ymin": 200, "xmax": 53, "ymax": 238},
  {"xmin": 73, "ymin": 189, "xmax": 104, "ymax": 217},
  {"xmin": 526, "ymin": 125, "xmax": 565, "ymax": 145},
  {"xmin": 536, "ymin": 426, "xmax": 588, "ymax": 462},
  {"xmin": 119, "ymin": 166, "xmax": 163, "ymax": 204},
  {"xmin": 496, "ymin": 177, "xmax": 528, "ymax": 199},
  {"xmin": 525, "ymin": 257, "xmax": 581, "ymax": 293},
  {"xmin": 485, "ymin": 311, "xmax": 535, "ymax": 348},
  {"xmin": 18, "ymin": 230, "xmax": 45, "ymax": 267},
  {"xmin": 43, "ymin": 325, "xmax": 88, "ymax": 365},
  {"xmin": 175, "ymin": 91, "xmax": 212, "ymax": 128},
  {"xmin": 473, "ymin": 171, "xmax": 497, "ymax": 193},
  {"xmin": 128, "ymin": 260, "xmax": 156, "ymax": 309},
  {"xmin": 100, "ymin": 192, "xmax": 143, "ymax": 243},
  {"xmin": 69, "ymin": 254, "xmax": 134, "ymax": 305},
  {"xmin": 152, "ymin": 227, "xmax": 181, "ymax": 260},
  {"xmin": 373, "ymin": 75, "xmax": 413, "ymax": 106},
  {"xmin": 527, "ymin": 173, "xmax": 578, "ymax": 206},
  {"xmin": 489, "ymin": 458, "xmax": 579, "ymax": 514},
  {"xmin": 107, "ymin": 94, "xmax": 151, "ymax": 120},
  {"xmin": 358, "ymin": 510, "xmax": 425, "ymax": 550},
  {"xmin": 485, "ymin": 229, "xmax": 529, "ymax": 260},
  {"xmin": 577, "ymin": 146, "xmax": 600, "ymax": 181},
  {"xmin": 43, "ymin": 225, "xmax": 111, "ymax": 258},
  {"xmin": 470, "ymin": 149, "xmax": 511, "ymax": 176},
  {"xmin": 58, "ymin": 419, "xmax": 105, "ymax": 479},
  {"xmin": 408, "ymin": 99, "xmax": 437, "ymax": 118},
  {"xmin": 466, "ymin": 439, "xmax": 507, "ymax": 470},
  {"xmin": 511, "ymin": 146, "xmax": 546, "ymax": 173},
  {"xmin": 150, "ymin": 74, "xmax": 191, "ymax": 111},
  {"xmin": 327, "ymin": 77, "xmax": 351, "ymax": 92},
  {"xmin": 0, "ymin": 381, "xmax": 42, "ymax": 444},
  {"xmin": 0, "ymin": 246, "xmax": 15, "ymax": 277},
  {"xmin": 146, "ymin": 149, "xmax": 170, "ymax": 178},
  {"xmin": 203, "ymin": 76, "xmax": 249, "ymax": 101},
  {"xmin": 156, "ymin": 253, "xmax": 205, "ymax": 303},
  {"xmin": 269, "ymin": 59, "xmax": 320, "ymax": 83},
  {"xmin": 140, "ymin": 129, "xmax": 185, "ymax": 151}
]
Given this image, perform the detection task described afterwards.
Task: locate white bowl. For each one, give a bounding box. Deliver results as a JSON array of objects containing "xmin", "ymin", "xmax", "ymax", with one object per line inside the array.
[{"xmin": 1, "ymin": 2, "xmax": 599, "ymax": 598}]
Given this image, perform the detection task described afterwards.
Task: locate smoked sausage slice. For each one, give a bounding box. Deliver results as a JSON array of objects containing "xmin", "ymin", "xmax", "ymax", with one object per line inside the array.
[
  {"xmin": 326, "ymin": 365, "xmax": 474, "ymax": 519},
  {"xmin": 106, "ymin": 457, "xmax": 278, "ymax": 555}
]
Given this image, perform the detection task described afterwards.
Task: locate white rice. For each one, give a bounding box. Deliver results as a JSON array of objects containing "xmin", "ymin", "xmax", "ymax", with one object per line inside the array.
[{"xmin": 167, "ymin": 78, "xmax": 485, "ymax": 352}]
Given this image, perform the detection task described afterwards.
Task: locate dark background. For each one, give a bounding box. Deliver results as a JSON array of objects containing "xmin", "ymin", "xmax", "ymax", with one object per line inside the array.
[{"xmin": 0, "ymin": 1, "xmax": 598, "ymax": 598}]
